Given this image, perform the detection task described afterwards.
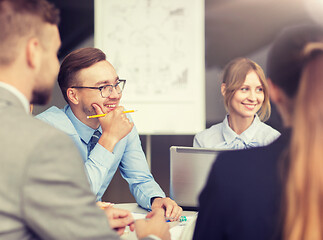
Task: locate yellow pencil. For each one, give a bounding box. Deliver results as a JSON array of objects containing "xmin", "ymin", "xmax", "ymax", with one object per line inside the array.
[{"xmin": 87, "ymin": 110, "xmax": 137, "ymax": 119}]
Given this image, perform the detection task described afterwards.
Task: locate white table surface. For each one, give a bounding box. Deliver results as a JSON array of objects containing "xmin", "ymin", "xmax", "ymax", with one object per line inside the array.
[{"xmin": 115, "ymin": 203, "xmax": 197, "ymax": 240}]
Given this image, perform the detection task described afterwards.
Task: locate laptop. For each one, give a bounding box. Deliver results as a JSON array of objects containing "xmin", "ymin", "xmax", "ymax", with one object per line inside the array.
[{"xmin": 170, "ymin": 146, "xmax": 226, "ymax": 211}]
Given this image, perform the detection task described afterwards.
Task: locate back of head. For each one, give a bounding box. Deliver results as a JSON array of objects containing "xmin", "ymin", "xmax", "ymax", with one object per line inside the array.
[
  {"xmin": 267, "ymin": 24, "xmax": 323, "ymax": 98},
  {"xmin": 58, "ymin": 47, "xmax": 106, "ymax": 103},
  {"xmin": 276, "ymin": 26, "xmax": 323, "ymax": 240},
  {"xmin": 0, "ymin": 0, "xmax": 60, "ymax": 66}
]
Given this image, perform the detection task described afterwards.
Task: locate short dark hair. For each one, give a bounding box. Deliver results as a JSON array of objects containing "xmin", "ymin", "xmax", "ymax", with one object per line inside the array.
[
  {"xmin": 58, "ymin": 47, "xmax": 107, "ymax": 103},
  {"xmin": 0, "ymin": 0, "xmax": 60, "ymax": 65},
  {"xmin": 267, "ymin": 24, "xmax": 323, "ymax": 98}
]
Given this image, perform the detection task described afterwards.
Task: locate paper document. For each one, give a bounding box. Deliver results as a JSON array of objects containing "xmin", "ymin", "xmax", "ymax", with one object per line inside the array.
[{"xmin": 130, "ymin": 212, "xmax": 198, "ymax": 240}]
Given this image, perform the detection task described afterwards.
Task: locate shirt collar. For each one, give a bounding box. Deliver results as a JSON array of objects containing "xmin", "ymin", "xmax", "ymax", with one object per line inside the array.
[
  {"xmin": 239, "ymin": 115, "xmax": 261, "ymax": 142},
  {"xmin": 65, "ymin": 105, "xmax": 102, "ymax": 144},
  {"xmin": 222, "ymin": 115, "xmax": 238, "ymax": 144},
  {"xmin": 222, "ymin": 114, "xmax": 260, "ymax": 145},
  {"xmin": 0, "ymin": 82, "xmax": 30, "ymax": 113}
]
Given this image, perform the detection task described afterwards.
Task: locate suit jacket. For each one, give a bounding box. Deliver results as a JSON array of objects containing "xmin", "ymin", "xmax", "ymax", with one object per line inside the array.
[
  {"xmin": 193, "ymin": 131, "xmax": 291, "ymax": 240},
  {"xmin": 0, "ymin": 87, "xmax": 122, "ymax": 239}
]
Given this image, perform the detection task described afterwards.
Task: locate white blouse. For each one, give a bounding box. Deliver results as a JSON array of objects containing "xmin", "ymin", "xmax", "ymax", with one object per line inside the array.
[{"xmin": 193, "ymin": 115, "xmax": 280, "ymax": 149}]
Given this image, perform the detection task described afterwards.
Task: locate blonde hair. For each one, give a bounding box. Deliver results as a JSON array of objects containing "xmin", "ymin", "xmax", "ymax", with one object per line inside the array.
[
  {"xmin": 284, "ymin": 45, "xmax": 323, "ymax": 240},
  {"xmin": 222, "ymin": 57, "xmax": 271, "ymax": 122}
]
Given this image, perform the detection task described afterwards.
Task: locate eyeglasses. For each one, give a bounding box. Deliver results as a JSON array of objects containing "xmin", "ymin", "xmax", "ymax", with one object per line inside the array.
[{"xmin": 71, "ymin": 79, "xmax": 126, "ymax": 98}]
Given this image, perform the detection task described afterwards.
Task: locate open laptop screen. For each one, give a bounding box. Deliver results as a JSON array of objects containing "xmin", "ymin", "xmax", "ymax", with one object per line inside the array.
[{"xmin": 170, "ymin": 146, "xmax": 226, "ymax": 210}]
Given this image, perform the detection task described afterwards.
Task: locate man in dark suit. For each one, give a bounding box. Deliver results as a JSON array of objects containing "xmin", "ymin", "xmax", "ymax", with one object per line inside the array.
[
  {"xmin": 0, "ymin": 0, "xmax": 170, "ymax": 239},
  {"xmin": 193, "ymin": 24, "xmax": 323, "ymax": 240}
]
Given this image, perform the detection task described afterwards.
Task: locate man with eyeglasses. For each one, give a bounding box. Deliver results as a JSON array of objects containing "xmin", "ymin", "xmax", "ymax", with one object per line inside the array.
[{"xmin": 36, "ymin": 47, "xmax": 182, "ymax": 220}]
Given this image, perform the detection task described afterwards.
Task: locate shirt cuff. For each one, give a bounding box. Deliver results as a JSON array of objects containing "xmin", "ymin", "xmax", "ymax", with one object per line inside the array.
[{"xmin": 150, "ymin": 196, "xmax": 163, "ymax": 206}]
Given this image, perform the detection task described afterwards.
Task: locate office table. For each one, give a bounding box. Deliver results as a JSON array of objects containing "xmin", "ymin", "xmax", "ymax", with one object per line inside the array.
[{"xmin": 115, "ymin": 203, "xmax": 197, "ymax": 240}]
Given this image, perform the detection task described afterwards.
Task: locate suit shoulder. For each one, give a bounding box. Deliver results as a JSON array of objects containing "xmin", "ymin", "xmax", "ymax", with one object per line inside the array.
[
  {"xmin": 16, "ymin": 113, "xmax": 76, "ymax": 145},
  {"xmin": 217, "ymin": 145, "xmax": 273, "ymax": 164},
  {"xmin": 211, "ymin": 146, "xmax": 277, "ymax": 176},
  {"xmin": 35, "ymin": 106, "xmax": 77, "ymax": 135}
]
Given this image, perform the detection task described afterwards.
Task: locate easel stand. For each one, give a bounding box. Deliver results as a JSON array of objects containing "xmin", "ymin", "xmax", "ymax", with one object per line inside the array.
[{"xmin": 146, "ymin": 135, "xmax": 151, "ymax": 171}]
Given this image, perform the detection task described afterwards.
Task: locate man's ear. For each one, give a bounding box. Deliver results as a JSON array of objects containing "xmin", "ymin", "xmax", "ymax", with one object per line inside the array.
[
  {"xmin": 221, "ymin": 83, "xmax": 226, "ymax": 96},
  {"xmin": 67, "ymin": 88, "xmax": 79, "ymax": 105},
  {"xmin": 26, "ymin": 38, "xmax": 41, "ymax": 71}
]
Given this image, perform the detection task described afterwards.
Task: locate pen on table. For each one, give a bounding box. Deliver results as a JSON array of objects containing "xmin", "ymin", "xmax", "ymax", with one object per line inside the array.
[
  {"xmin": 87, "ymin": 110, "xmax": 137, "ymax": 119},
  {"xmin": 166, "ymin": 216, "xmax": 187, "ymax": 222}
]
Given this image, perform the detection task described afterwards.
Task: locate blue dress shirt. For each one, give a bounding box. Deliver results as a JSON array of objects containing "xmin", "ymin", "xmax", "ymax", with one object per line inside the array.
[
  {"xmin": 193, "ymin": 115, "xmax": 280, "ymax": 149},
  {"xmin": 36, "ymin": 105, "xmax": 165, "ymax": 209}
]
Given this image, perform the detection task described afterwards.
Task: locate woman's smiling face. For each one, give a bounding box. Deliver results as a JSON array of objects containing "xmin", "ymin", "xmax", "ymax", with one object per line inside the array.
[{"xmin": 228, "ymin": 70, "xmax": 264, "ymax": 120}]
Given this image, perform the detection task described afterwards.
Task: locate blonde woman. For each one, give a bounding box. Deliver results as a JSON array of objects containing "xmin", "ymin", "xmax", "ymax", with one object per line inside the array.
[{"xmin": 194, "ymin": 57, "xmax": 280, "ymax": 149}]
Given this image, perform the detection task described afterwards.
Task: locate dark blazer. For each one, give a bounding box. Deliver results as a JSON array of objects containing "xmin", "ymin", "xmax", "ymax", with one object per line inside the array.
[{"xmin": 193, "ymin": 131, "xmax": 291, "ymax": 240}]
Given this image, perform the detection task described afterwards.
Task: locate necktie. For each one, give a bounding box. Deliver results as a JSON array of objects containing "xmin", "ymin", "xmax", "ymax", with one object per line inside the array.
[{"xmin": 88, "ymin": 130, "xmax": 101, "ymax": 155}]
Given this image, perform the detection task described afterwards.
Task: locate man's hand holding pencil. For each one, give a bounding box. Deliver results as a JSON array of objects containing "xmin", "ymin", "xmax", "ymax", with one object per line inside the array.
[{"xmin": 91, "ymin": 104, "xmax": 134, "ymax": 153}]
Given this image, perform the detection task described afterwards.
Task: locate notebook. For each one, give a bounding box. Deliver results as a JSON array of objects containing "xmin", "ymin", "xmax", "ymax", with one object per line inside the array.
[{"xmin": 170, "ymin": 146, "xmax": 225, "ymax": 210}]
